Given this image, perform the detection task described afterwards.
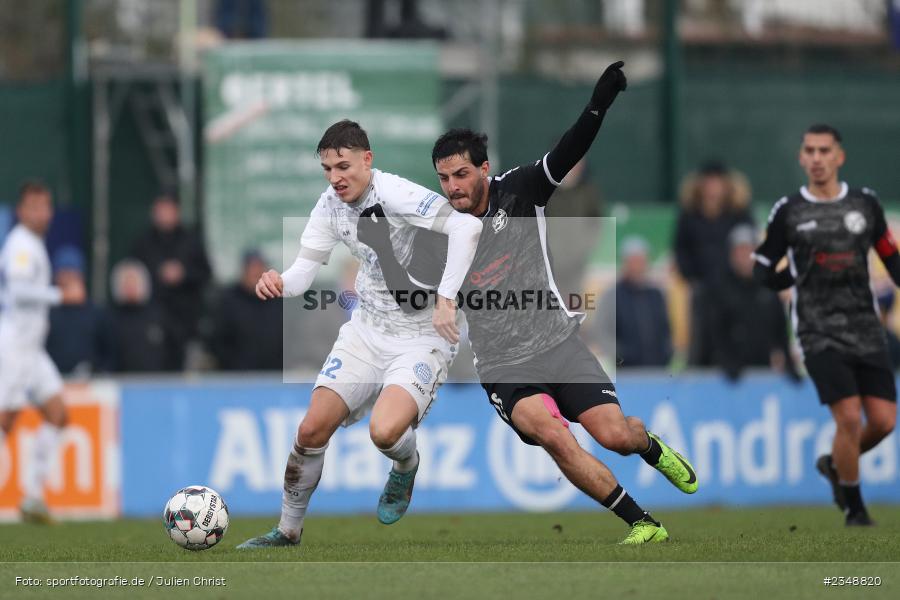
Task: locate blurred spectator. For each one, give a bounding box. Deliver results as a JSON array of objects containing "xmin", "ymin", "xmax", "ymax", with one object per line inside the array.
[
  {"xmin": 46, "ymin": 246, "xmax": 115, "ymax": 376},
  {"xmin": 108, "ymin": 259, "xmax": 171, "ymax": 373},
  {"xmin": 673, "ymin": 159, "xmax": 754, "ymax": 365},
  {"xmin": 207, "ymin": 250, "xmax": 282, "ymax": 371},
  {"xmin": 365, "ymin": 0, "xmax": 447, "ymax": 39},
  {"xmin": 214, "ymin": 0, "xmax": 268, "ymax": 39},
  {"xmin": 546, "ymin": 159, "xmax": 604, "ymax": 303},
  {"xmin": 595, "ymin": 237, "xmax": 672, "ymax": 368},
  {"xmin": 603, "ymin": 0, "xmax": 645, "ymax": 36},
  {"xmin": 892, "ymin": 0, "xmax": 900, "ymax": 50},
  {"xmin": 132, "ymin": 193, "xmax": 212, "ymax": 371},
  {"xmin": 876, "ymin": 288, "xmax": 900, "ymax": 370},
  {"xmin": 707, "ymin": 225, "xmax": 799, "ymax": 382}
]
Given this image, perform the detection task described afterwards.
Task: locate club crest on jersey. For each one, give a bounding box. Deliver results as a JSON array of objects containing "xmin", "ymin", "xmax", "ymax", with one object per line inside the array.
[
  {"xmin": 844, "ymin": 211, "xmax": 866, "ymax": 234},
  {"xmin": 492, "ymin": 208, "xmax": 508, "ymax": 233},
  {"xmin": 413, "ymin": 362, "xmax": 432, "ymax": 385}
]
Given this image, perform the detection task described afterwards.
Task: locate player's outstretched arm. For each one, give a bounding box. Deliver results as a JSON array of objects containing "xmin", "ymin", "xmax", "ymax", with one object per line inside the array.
[
  {"xmin": 752, "ymin": 263, "xmax": 795, "ymax": 291},
  {"xmin": 256, "ymin": 253, "xmax": 322, "ymax": 300},
  {"xmin": 752, "ymin": 198, "xmax": 793, "ymax": 291},
  {"xmin": 255, "ymin": 269, "xmax": 284, "ymax": 300},
  {"xmin": 5, "ymin": 280, "xmax": 64, "ymax": 305},
  {"xmin": 544, "ymin": 60, "xmax": 627, "ymax": 185},
  {"xmin": 357, "ymin": 204, "xmax": 433, "ymax": 315},
  {"xmin": 430, "ymin": 209, "xmax": 481, "ymax": 343}
]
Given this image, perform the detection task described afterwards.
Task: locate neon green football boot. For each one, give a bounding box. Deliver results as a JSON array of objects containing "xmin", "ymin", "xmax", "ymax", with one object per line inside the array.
[
  {"xmin": 619, "ymin": 518, "xmax": 669, "ymax": 545},
  {"xmin": 647, "ymin": 432, "xmax": 698, "ymax": 494}
]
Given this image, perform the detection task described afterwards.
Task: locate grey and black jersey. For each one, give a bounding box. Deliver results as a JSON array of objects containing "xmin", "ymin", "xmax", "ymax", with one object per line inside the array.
[
  {"xmin": 753, "ymin": 183, "xmax": 892, "ymax": 357},
  {"xmin": 409, "ymin": 155, "xmax": 580, "ymax": 381}
]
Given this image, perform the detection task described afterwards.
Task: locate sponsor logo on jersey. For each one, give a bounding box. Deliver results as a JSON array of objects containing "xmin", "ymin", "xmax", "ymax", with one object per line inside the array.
[
  {"xmin": 815, "ymin": 251, "xmax": 856, "ymax": 272},
  {"xmin": 844, "ymin": 211, "xmax": 867, "ymax": 234},
  {"xmin": 416, "ymin": 192, "xmax": 440, "ymax": 216},
  {"xmin": 601, "ymin": 389, "xmax": 617, "ymax": 398},
  {"xmin": 796, "ymin": 220, "xmax": 817, "ymax": 232},
  {"xmin": 492, "ymin": 208, "xmax": 508, "ymax": 233},
  {"xmin": 468, "ymin": 253, "xmax": 512, "ymax": 287},
  {"xmin": 413, "ymin": 361, "xmax": 433, "ymax": 385},
  {"xmin": 411, "ymin": 381, "xmax": 427, "ymax": 395}
]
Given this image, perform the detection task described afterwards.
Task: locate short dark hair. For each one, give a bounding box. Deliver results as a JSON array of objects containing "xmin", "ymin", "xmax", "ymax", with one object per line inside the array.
[
  {"xmin": 154, "ymin": 191, "xmax": 179, "ymax": 205},
  {"xmin": 806, "ymin": 123, "xmax": 842, "ymax": 143},
  {"xmin": 697, "ymin": 159, "xmax": 728, "ymax": 177},
  {"xmin": 17, "ymin": 179, "xmax": 50, "ymax": 206},
  {"xmin": 316, "ymin": 120, "xmax": 370, "ymax": 156},
  {"xmin": 432, "ymin": 129, "xmax": 489, "ymax": 168}
]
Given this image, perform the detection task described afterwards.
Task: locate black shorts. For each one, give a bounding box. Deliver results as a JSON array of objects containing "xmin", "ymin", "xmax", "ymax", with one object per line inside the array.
[
  {"xmin": 804, "ymin": 349, "xmax": 897, "ymax": 405},
  {"xmin": 481, "ymin": 332, "xmax": 619, "ymax": 445}
]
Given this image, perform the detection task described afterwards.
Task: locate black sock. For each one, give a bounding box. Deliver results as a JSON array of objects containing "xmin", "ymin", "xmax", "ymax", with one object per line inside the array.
[
  {"xmin": 841, "ymin": 483, "xmax": 865, "ymax": 515},
  {"xmin": 640, "ymin": 433, "xmax": 663, "ymax": 466},
  {"xmin": 601, "ymin": 484, "xmax": 658, "ymax": 526}
]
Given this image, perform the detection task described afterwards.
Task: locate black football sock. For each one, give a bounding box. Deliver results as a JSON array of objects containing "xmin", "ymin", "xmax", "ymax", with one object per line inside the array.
[
  {"xmin": 601, "ymin": 484, "xmax": 658, "ymax": 526},
  {"xmin": 640, "ymin": 432, "xmax": 663, "ymax": 466},
  {"xmin": 840, "ymin": 481, "xmax": 865, "ymax": 515}
]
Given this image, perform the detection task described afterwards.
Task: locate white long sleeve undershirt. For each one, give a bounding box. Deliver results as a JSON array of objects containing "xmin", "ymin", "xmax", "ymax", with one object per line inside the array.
[
  {"xmin": 6, "ymin": 281, "xmax": 62, "ymax": 306},
  {"xmin": 280, "ymin": 254, "xmax": 322, "ymax": 298},
  {"xmin": 433, "ymin": 209, "xmax": 482, "ymax": 299}
]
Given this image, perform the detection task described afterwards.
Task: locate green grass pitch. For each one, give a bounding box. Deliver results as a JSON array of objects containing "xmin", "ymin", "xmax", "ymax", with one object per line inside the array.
[{"xmin": 1, "ymin": 506, "xmax": 898, "ymax": 599}]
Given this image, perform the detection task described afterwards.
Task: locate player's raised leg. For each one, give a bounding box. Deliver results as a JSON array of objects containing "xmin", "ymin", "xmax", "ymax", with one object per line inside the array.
[
  {"xmin": 370, "ymin": 385, "xmax": 421, "ymax": 524},
  {"xmin": 237, "ymin": 386, "xmax": 348, "ymax": 548},
  {"xmin": 575, "ymin": 400, "xmax": 698, "ymax": 494},
  {"xmin": 510, "ymin": 394, "xmax": 668, "ymax": 544}
]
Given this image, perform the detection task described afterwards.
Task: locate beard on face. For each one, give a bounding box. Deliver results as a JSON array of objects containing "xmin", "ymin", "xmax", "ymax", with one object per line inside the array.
[{"xmin": 450, "ymin": 177, "xmax": 486, "ymax": 215}]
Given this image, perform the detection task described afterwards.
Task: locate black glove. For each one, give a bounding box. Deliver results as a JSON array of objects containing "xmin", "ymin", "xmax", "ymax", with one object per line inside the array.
[
  {"xmin": 588, "ymin": 60, "xmax": 627, "ymax": 112},
  {"xmin": 357, "ymin": 203, "xmax": 392, "ymax": 253}
]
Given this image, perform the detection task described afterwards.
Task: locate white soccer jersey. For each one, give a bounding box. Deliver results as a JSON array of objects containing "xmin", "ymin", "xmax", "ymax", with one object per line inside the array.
[
  {"xmin": 0, "ymin": 224, "xmax": 61, "ymax": 350},
  {"xmin": 299, "ymin": 169, "xmax": 453, "ymax": 337}
]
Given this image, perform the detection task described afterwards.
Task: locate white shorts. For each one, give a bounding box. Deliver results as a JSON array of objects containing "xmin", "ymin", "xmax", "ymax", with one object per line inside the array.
[
  {"xmin": 0, "ymin": 348, "xmax": 64, "ymax": 412},
  {"xmin": 315, "ymin": 317, "xmax": 455, "ymax": 427}
]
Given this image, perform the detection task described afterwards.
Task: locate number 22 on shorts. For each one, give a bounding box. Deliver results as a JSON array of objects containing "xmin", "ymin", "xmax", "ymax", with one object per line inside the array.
[{"xmin": 319, "ymin": 355, "xmax": 343, "ymax": 379}]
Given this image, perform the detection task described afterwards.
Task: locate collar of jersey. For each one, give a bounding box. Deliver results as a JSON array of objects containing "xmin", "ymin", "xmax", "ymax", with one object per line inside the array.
[
  {"xmin": 800, "ymin": 181, "xmax": 848, "ymax": 203},
  {"xmin": 479, "ymin": 179, "xmax": 496, "ymax": 221}
]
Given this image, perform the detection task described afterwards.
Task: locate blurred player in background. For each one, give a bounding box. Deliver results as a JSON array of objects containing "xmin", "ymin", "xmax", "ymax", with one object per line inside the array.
[
  {"xmin": 359, "ymin": 62, "xmax": 698, "ymax": 545},
  {"xmin": 753, "ymin": 124, "xmax": 898, "ymax": 526},
  {"xmin": 238, "ymin": 120, "xmax": 482, "ymax": 548},
  {"xmin": 0, "ymin": 181, "xmax": 82, "ymax": 523}
]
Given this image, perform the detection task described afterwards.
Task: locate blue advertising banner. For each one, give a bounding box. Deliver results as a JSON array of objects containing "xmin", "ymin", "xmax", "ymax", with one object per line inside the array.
[{"xmin": 120, "ymin": 374, "xmax": 900, "ymax": 516}]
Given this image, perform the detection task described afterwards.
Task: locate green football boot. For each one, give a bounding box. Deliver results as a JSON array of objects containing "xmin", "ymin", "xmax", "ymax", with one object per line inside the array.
[
  {"xmin": 619, "ymin": 518, "xmax": 669, "ymax": 545},
  {"xmin": 236, "ymin": 526, "xmax": 301, "ymax": 549},
  {"xmin": 647, "ymin": 432, "xmax": 698, "ymax": 494},
  {"xmin": 377, "ymin": 454, "xmax": 419, "ymax": 525}
]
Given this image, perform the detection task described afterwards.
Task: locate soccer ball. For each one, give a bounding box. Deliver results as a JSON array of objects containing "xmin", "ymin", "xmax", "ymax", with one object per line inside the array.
[{"xmin": 163, "ymin": 485, "xmax": 229, "ymax": 550}]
